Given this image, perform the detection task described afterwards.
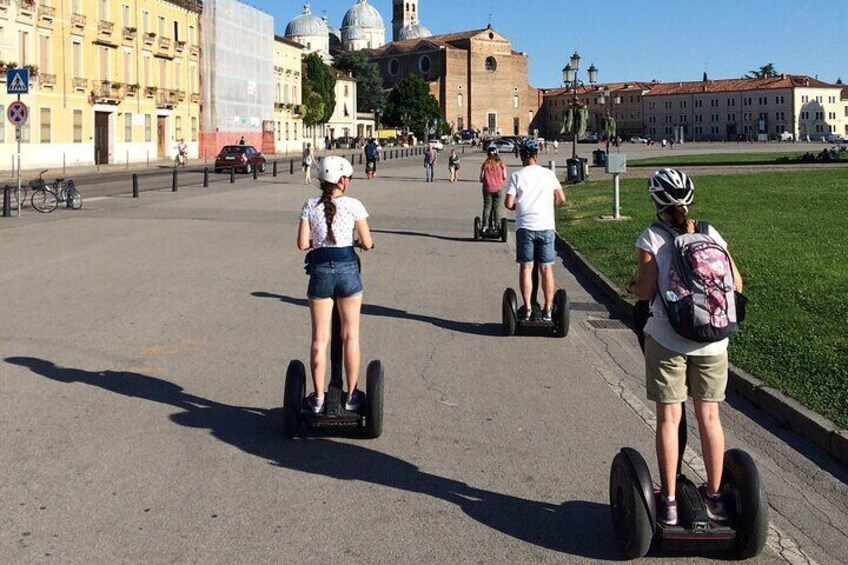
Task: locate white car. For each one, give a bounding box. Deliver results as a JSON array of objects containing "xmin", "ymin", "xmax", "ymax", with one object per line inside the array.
[
  {"xmin": 778, "ymin": 132, "xmax": 794, "ymax": 142},
  {"xmin": 630, "ymin": 136, "xmax": 648, "ymax": 144},
  {"xmin": 428, "ymin": 140, "xmax": 444, "ymax": 151}
]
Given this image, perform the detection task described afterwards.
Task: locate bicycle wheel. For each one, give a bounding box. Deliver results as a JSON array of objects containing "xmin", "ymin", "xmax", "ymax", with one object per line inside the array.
[
  {"xmin": 31, "ymin": 188, "xmax": 58, "ymax": 213},
  {"xmin": 66, "ymin": 186, "xmax": 83, "ymax": 210}
]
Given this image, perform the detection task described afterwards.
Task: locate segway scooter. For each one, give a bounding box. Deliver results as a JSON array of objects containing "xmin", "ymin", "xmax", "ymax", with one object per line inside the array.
[
  {"xmin": 283, "ymin": 254, "xmax": 384, "ymax": 439},
  {"xmin": 473, "ymin": 216, "xmax": 508, "ymax": 243},
  {"xmin": 502, "ymin": 265, "xmax": 569, "ymax": 337},
  {"xmin": 609, "ymin": 302, "xmax": 768, "ymax": 559}
]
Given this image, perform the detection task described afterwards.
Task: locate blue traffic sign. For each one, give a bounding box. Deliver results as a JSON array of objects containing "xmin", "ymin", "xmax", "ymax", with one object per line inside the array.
[
  {"xmin": 7, "ymin": 101, "xmax": 28, "ymax": 126},
  {"xmin": 7, "ymin": 68, "xmax": 29, "ymax": 95}
]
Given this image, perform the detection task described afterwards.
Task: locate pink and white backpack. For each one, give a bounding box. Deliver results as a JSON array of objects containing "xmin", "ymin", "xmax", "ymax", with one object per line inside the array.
[{"xmin": 653, "ymin": 221, "xmax": 738, "ymax": 343}]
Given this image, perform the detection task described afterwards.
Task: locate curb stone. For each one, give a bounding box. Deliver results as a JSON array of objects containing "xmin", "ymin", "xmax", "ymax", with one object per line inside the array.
[{"xmin": 555, "ymin": 233, "xmax": 847, "ymax": 467}]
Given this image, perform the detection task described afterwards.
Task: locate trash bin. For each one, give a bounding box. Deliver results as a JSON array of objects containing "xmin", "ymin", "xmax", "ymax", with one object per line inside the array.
[
  {"xmin": 566, "ymin": 158, "xmax": 581, "ymax": 183},
  {"xmin": 593, "ymin": 149, "xmax": 607, "ymax": 167}
]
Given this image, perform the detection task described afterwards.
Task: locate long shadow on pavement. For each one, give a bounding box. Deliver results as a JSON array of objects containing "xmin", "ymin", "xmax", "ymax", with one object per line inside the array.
[
  {"xmin": 251, "ymin": 292, "xmax": 502, "ymax": 337},
  {"xmin": 370, "ymin": 228, "xmax": 473, "ymax": 243},
  {"xmin": 5, "ymin": 356, "xmax": 623, "ymax": 561}
]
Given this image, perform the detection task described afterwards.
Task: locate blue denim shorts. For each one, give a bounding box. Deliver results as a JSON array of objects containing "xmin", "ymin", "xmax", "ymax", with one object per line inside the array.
[
  {"xmin": 307, "ymin": 260, "xmax": 363, "ymax": 300},
  {"xmin": 516, "ymin": 228, "xmax": 556, "ymax": 265}
]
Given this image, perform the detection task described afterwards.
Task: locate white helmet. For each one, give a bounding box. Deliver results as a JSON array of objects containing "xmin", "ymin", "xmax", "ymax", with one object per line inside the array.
[
  {"xmin": 317, "ymin": 156, "xmax": 354, "ymax": 184},
  {"xmin": 648, "ymin": 168, "xmax": 694, "ymax": 209}
]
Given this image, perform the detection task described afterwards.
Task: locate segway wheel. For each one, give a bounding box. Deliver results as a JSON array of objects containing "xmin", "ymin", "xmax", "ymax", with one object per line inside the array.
[
  {"xmin": 500, "ymin": 217, "xmax": 508, "ymax": 243},
  {"xmin": 364, "ymin": 360, "xmax": 384, "ymax": 439},
  {"xmin": 283, "ymin": 360, "xmax": 306, "ymax": 439},
  {"xmin": 502, "ymin": 288, "xmax": 518, "ymax": 336},
  {"xmin": 723, "ymin": 449, "xmax": 769, "ymax": 559},
  {"xmin": 474, "ymin": 217, "xmax": 482, "ymax": 241},
  {"xmin": 553, "ymin": 288, "xmax": 570, "ymax": 338},
  {"xmin": 609, "ymin": 448, "xmax": 655, "ymax": 559}
]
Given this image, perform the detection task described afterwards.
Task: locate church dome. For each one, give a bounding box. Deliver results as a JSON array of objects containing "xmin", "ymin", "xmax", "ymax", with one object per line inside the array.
[
  {"xmin": 285, "ymin": 4, "xmax": 328, "ymax": 37},
  {"xmin": 341, "ymin": 0, "xmax": 384, "ymax": 31},
  {"xmin": 398, "ymin": 20, "xmax": 432, "ymax": 41},
  {"xmin": 344, "ymin": 26, "xmax": 366, "ymax": 41}
]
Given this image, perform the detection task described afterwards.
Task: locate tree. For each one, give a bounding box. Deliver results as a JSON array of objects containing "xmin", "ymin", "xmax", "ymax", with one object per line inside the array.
[
  {"xmin": 332, "ymin": 50, "xmax": 386, "ymax": 114},
  {"xmin": 383, "ymin": 75, "xmax": 440, "ymax": 139},
  {"xmin": 302, "ymin": 53, "xmax": 336, "ymax": 126},
  {"xmin": 745, "ymin": 63, "xmax": 778, "ymax": 79}
]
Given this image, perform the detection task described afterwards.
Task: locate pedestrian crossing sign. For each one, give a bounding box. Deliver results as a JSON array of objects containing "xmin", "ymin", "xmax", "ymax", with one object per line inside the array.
[{"xmin": 7, "ymin": 69, "xmax": 29, "ymax": 95}]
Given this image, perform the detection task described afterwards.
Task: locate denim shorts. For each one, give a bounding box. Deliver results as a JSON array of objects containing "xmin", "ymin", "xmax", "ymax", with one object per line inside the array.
[
  {"xmin": 307, "ymin": 260, "xmax": 363, "ymax": 300},
  {"xmin": 516, "ymin": 228, "xmax": 556, "ymax": 265}
]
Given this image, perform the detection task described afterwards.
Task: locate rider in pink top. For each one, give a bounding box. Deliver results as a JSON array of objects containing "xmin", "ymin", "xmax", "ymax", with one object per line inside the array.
[{"xmin": 479, "ymin": 147, "xmax": 507, "ymax": 231}]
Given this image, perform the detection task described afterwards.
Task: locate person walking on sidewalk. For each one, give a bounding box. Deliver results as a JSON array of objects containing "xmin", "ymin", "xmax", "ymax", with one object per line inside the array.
[
  {"xmin": 448, "ymin": 149, "xmax": 461, "ymax": 183},
  {"xmin": 504, "ymin": 139, "xmax": 565, "ymax": 321},
  {"xmin": 364, "ymin": 138, "xmax": 379, "ymax": 179},
  {"xmin": 424, "ymin": 144, "xmax": 437, "ymax": 183},
  {"xmin": 625, "ymin": 168, "xmax": 743, "ymax": 527},
  {"xmin": 302, "ymin": 143, "xmax": 315, "ymax": 185}
]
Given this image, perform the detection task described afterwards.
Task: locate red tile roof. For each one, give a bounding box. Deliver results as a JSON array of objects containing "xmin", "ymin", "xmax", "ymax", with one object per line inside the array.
[
  {"xmin": 643, "ymin": 75, "xmax": 836, "ymax": 96},
  {"xmin": 370, "ymin": 28, "xmax": 493, "ymax": 55}
]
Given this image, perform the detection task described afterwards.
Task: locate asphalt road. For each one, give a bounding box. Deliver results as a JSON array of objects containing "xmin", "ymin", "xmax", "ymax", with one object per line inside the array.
[{"xmin": 1, "ymin": 155, "xmax": 845, "ymax": 564}]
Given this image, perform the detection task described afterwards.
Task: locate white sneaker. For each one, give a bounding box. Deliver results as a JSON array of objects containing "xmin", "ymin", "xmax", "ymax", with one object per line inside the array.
[
  {"xmin": 345, "ymin": 389, "xmax": 365, "ymax": 411},
  {"xmin": 307, "ymin": 394, "xmax": 324, "ymax": 414}
]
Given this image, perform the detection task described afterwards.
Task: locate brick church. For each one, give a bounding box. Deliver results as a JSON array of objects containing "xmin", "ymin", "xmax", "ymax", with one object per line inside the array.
[{"xmin": 368, "ymin": 1, "xmax": 541, "ymax": 136}]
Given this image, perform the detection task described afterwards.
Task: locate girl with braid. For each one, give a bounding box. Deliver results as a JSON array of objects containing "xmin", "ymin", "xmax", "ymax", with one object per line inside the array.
[{"xmin": 298, "ymin": 157, "xmax": 374, "ymax": 414}]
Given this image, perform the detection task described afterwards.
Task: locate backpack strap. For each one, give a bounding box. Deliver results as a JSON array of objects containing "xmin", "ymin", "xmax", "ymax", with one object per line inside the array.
[{"xmin": 694, "ymin": 220, "xmax": 711, "ymax": 235}]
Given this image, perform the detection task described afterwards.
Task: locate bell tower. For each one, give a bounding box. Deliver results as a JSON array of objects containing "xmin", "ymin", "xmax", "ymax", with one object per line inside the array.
[{"xmin": 392, "ymin": 0, "xmax": 418, "ymax": 41}]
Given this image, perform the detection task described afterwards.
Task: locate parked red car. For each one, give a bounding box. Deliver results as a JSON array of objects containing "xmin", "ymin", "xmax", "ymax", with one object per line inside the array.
[{"xmin": 214, "ymin": 145, "xmax": 267, "ymax": 174}]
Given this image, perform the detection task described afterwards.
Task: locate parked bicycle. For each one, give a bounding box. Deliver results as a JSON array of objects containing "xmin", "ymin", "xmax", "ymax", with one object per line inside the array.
[{"xmin": 30, "ymin": 169, "xmax": 83, "ymax": 213}]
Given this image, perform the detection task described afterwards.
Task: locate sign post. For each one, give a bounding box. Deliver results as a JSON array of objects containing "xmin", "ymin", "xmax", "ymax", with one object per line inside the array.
[
  {"xmin": 7, "ymin": 68, "xmax": 29, "ymax": 218},
  {"xmin": 601, "ymin": 154, "xmax": 629, "ymax": 222}
]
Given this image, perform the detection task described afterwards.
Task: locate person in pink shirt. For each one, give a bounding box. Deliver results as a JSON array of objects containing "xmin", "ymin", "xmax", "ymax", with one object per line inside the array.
[{"xmin": 479, "ymin": 147, "xmax": 507, "ymax": 232}]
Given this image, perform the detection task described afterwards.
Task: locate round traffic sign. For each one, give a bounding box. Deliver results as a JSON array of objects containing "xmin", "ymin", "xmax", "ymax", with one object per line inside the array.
[{"xmin": 7, "ymin": 101, "xmax": 28, "ymax": 127}]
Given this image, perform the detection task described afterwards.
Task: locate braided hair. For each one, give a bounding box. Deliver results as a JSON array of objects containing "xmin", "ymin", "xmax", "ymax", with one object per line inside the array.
[{"xmin": 319, "ymin": 181, "xmax": 337, "ymax": 243}]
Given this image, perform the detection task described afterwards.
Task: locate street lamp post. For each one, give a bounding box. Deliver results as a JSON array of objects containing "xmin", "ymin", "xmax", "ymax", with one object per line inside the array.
[{"xmin": 562, "ymin": 51, "xmax": 598, "ymax": 159}]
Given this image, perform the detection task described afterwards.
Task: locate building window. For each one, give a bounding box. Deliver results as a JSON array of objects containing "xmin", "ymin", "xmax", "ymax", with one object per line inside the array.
[
  {"xmin": 73, "ymin": 110, "xmax": 82, "ymax": 143},
  {"xmin": 123, "ymin": 50, "xmax": 132, "ymax": 83},
  {"xmin": 175, "ymin": 116, "xmax": 182, "ymax": 140},
  {"xmin": 191, "ymin": 117, "xmax": 197, "ymax": 142},
  {"xmin": 485, "ymin": 56, "xmax": 497, "ymax": 72},
  {"xmin": 99, "ymin": 0, "xmax": 108, "ymax": 20},
  {"xmin": 457, "ymin": 93, "xmax": 462, "ymax": 107},
  {"xmin": 122, "ymin": 4, "xmax": 131, "ymax": 28},
  {"xmin": 513, "ymin": 95, "xmax": 519, "ymax": 109},
  {"xmin": 39, "ymin": 34, "xmax": 51, "ymax": 74},
  {"xmin": 72, "ymin": 0, "xmax": 82, "ymax": 15},
  {"xmin": 40, "ymin": 108, "xmax": 51, "ymax": 143},
  {"xmin": 18, "ymin": 31, "xmax": 30, "ymax": 65},
  {"xmin": 145, "ymin": 114, "xmax": 152, "ymax": 142},
  {"xmin": 158, "ymin": 16, "xmax": 166, "ymax": 37},
  {"xmin": 0, "ymin": 105, "xmax": 4, "ymax": 142},
  {"xmin": 124, "ymin": 113, "xmax": 132, "ymax": 141},
  {"xmin": 418, "ymin": 55, "xmax": 431, "ymax": 74}
]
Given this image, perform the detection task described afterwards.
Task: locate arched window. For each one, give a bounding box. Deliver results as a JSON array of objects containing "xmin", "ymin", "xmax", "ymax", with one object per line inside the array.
[
  {"xmin": 485, "ymin": 56, "xmax": 497, "ymax": 72},
  {"xmin": 389, "ymin": 59, "xmax": 400, "ymax": 76},
  {"xmin": 418, "ymin": 55, "xmax": 431, "ymax": 74}
]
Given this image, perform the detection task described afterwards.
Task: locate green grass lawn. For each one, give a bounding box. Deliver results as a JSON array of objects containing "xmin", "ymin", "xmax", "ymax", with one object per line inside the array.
[
  {"xmin": 627, "ymin": 151, "xmax": 837, "ymax": 167},
  {"xmin": 556, "ymin": 170, "xmax": 848, "ymax": 428}
]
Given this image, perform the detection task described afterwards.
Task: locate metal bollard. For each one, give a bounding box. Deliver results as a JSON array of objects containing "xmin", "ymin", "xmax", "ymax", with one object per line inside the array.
[
  {"xmin": 358, "ymin": 154, "xmax": 363, "ymax": 165},
  {"xmin": 203, "ymin": 167, "xmax": 209, "ymax": 187},
  {"xmin": 272, "ymin": 161, "xmax": 277, "ymax": 177},
  {"xmin": 549, "ymin": 160, "xmax": 556, "ymax": 172},
  {"xmin": 253, "ymin": 164, "xmax": 258, "ymax": 180},
  {"xmin": 290, "ymin": 159, "xmax": 295, "ymax": 175},
  {"xmin": 462, "ymin": 147, "xmax": 465, "ymax": 154},
  {"xmin": 2, "ymin": 185, "xmax": 10, "ymax": 217},
  {"xmin": 230, "ymin": 167, "xmax": 235, "ymax": 184},
  {"xmin": 172, "ymin": 169, "xmax": 178, "ymax": 192},
  {"xmin": 132, "ymin": 173, "xmax": 139, "ymax": 198}
]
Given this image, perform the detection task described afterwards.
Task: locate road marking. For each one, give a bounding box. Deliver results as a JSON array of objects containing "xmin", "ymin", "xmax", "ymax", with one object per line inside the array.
[{"xmin": 85, "ymin": 197, "xmax": 109, "ymax": 203}]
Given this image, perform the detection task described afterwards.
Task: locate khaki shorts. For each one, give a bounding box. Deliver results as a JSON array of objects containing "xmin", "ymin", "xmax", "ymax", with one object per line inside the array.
[{"xmin": 644, "ymin": 335, "xmax": 728, "ymax": 403}]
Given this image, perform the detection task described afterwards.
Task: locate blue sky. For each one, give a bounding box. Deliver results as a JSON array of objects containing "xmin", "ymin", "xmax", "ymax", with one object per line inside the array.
[{"xmin": 263, "ymin": 0, "xmax": 847, "ymax": 87}]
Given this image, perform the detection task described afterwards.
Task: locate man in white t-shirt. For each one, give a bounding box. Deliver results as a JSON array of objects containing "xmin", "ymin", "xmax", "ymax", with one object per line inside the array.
[{"xmin": 504, "ymin": 139, "xmax": 566, "ymax": 321}]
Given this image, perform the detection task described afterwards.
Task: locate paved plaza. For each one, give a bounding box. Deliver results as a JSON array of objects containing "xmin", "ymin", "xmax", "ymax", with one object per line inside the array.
[{"xmin": 1, "ymin": 154, "xmax": 846, "ymax": 564}]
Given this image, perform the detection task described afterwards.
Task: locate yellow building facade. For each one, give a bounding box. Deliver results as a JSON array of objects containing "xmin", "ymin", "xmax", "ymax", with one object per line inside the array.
[
  {"xmin": 0, "ymin": 0, "xmax": 201, "ymax": 171},
  {"xmin": 272, "ymin": 35, "xmax": 304, "ymax": 155}
]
